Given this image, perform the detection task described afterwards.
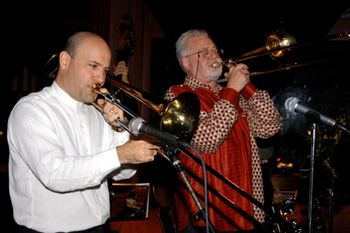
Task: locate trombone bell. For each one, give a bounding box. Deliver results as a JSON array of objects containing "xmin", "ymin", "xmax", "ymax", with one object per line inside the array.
[
  {"xmin": 161, "ymin": 92, "xmax": 200, "ymax": 141},
  {"xmin": 265, "ymin": 30, "xmax": 297, "ymax": 59}
]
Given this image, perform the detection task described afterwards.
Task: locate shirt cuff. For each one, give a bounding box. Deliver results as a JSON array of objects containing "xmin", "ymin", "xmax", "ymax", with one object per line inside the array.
[
  {"xmin": 241, "ymin": 83, "xmax": 256, "ymax": 100},
  {"xmin": 219, "ymin": 88, "xmax": 240, "ymax": 106},
  {"xmin": 98, "ymin": 148, "xmax": 121, "ymax": 171}
]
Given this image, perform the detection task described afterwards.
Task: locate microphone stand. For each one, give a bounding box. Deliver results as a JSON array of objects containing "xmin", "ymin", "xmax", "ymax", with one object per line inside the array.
[
  {"xmin": 174, "ymin": 144, "xmax": 290, "ymax": 232},
  {"xmin": 307, "ymin": 122, "xmax": 346, "ymax": 233},
  {"xmin": 164, "ymin": 143, "xmax": 217, "ymax": 233},
  {"xmin": 176, "ymin": 145, "xmax": 277, "ymax": 219},
  {"xmin": 308, "ymin": 123, "xmax": 317, "ymax": 233}
]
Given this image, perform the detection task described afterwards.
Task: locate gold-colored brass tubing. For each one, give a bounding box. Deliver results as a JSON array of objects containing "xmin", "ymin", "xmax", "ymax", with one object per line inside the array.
[{"xmin": 212, "ymin": 31, "xmax": 349, "ymax": 82}]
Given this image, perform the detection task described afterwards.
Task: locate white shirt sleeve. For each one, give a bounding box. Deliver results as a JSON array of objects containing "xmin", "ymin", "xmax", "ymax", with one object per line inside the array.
[{"xmin": 8, "ymin": 96, "xmax": 135, "ymax": 193}]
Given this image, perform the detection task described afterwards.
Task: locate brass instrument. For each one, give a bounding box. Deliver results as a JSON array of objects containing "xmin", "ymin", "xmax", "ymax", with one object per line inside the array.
[
  {"xmin": 213, "ymin": 31, "xmax": 349, "ymax": 83},
  {"xmin": 92, "ymin": 76, "xmax": 200, "ymax": 145}
]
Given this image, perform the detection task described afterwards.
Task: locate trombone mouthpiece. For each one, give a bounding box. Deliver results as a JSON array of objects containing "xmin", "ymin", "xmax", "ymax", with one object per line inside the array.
[
  {"xmin": 92, "ymin": 84, "xmax": 109, "ymax": 95},
  {"xmin": 210, "ymin": 58, "xmax": 236, "ymax": 69},
  {"xmin": 210, "ymin": 61, "xmax": 223, "ymax": 68},
  {"xmin": 92, "ymin": 84, "xmax": 100, "ymax": 94}
]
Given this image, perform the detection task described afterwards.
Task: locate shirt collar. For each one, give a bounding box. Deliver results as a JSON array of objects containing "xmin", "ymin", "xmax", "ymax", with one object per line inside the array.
[
  {"xmin": 51, "ymin": 81, "xmax": 85, "ymax": 110},
  {"xmin": 183, "ymin": 76, "xmax": 223, "ymax": 93}
]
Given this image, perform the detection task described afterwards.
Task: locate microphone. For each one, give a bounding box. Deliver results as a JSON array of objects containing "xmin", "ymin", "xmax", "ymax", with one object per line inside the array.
[
  {"xmin": 285, "ymin": 97, "xmax": 339, "ymax": 128},
  {"xmin": 285, "ymin": 97, "xmax": 350, "ymax": 134},
  {"xmin": 129, "ymin": 117, "xmax": 180, "ymax": 146}
]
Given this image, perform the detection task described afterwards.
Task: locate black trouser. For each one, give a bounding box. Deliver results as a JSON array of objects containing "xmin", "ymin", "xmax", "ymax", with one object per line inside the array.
[{"xmin": 17, "ymin": 224, "xmax": 106, "ymax": 233}]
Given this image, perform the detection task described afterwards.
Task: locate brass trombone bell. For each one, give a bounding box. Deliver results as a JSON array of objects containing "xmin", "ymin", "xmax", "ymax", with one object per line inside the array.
[
  {"xmin": 265, "ymin": 31, "xmax": 297, "ymax": 58},
  {"xmin": 161, "ymin": 92, "xmax": 200, "ymax": 141}
]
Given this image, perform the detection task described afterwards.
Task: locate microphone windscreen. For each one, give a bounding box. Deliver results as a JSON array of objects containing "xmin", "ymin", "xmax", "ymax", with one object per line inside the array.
[
  {"xmin": 285, "ymin": 97, "xmax": 299, "ymax": 112},
  {"xmin": 129, "ymin": 117, "xmax": 145, "ymax": 136}
]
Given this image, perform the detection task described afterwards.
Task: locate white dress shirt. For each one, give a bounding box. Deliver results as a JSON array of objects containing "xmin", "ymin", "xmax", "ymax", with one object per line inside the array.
[{"xmin": 7, "ymin": 81, "xmax": 136, "ymax": 232}]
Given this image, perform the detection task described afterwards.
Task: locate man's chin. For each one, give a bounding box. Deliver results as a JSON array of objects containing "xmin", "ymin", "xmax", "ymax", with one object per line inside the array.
[
  {"xmin": 85, "ymin": 94, "xmax": 97, "ymax": 105},
  {"xmin": 207, "ymin": 72, "xmax": 222, "ymax": 81}
]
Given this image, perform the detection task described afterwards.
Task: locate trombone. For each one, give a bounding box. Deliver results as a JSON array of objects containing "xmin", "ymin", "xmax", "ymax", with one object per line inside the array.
[
  {"xmin": 92, "ymin": 75, "xmax": 200, "ymax": 149},
  {"xmin": 214, "ymin": 31, "xmax": 349, "ymax": 83},
  {"xmin": 92, "ymin": 78, "xmax": 199, "ymax": 162}
]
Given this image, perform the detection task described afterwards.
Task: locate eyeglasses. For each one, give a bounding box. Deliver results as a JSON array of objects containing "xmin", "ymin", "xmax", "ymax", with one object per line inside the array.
[{"xmin": 185, "ymin": 47, "xmax": 223, "ymax": 58}]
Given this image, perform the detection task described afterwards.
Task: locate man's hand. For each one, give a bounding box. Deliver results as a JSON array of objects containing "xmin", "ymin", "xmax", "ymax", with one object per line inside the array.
[
  {"xmin": 224, "ymin": 63, "xmax": 250, "ymax": 92},
  {"xmin": 96, "ymin": 93, "xmax": 125, "ymax": 126},
  {"xmin": 113, "ymin": 61, "xmax": 129, "ymax": 83},
  {"xmin": 117, "ymin": 139, "xmax": 160, "ymax": 164}
]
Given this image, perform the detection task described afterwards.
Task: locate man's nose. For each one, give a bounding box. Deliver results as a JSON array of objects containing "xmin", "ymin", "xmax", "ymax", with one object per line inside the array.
[{"xmin": 94, "ymin": 72, "xmax": 106, "ymax": 85}]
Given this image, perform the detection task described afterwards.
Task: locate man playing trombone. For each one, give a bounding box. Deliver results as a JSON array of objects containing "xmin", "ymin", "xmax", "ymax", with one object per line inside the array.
[
  {"xmin": 164, "ymin": 29, "xmax": 281, "ymax": 233},
  {"xmin": 7, "ymin": 31, "xmax": 159, "ymax": 233}
]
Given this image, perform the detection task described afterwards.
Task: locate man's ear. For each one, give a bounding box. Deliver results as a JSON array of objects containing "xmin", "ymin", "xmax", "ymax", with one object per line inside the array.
[
  {"xmin": 181, "ymin": 57, "xmax": 190, "ymax": 71},
  {"xmin": 59, "ymin": 51, "xmax": 71, "ymax": 69}
]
